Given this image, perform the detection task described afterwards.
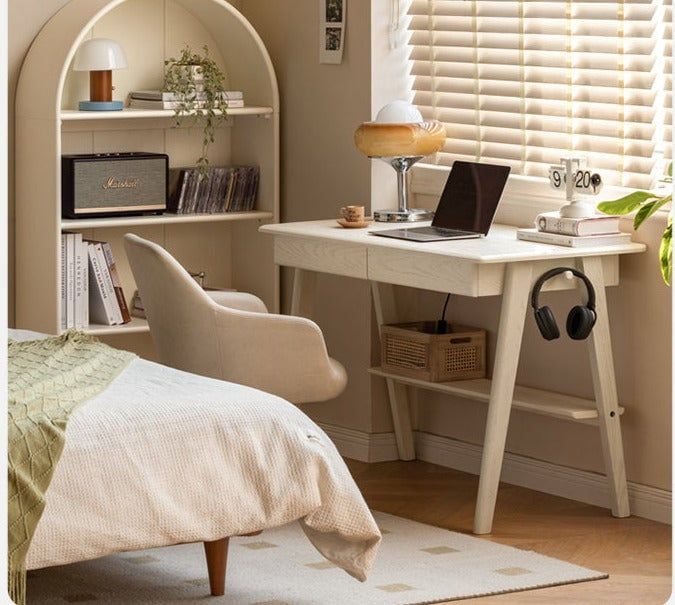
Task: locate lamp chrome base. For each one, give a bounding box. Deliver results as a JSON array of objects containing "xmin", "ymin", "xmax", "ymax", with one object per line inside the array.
[{"xmin": 373, "ymin": 208, "xmax": 435, "ymax": 222}]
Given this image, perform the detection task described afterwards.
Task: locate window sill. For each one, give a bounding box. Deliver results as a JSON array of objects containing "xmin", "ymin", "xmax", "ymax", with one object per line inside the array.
[{"xmin": 410, "ymin": 163, "xmax": 670, "ymax": 221}]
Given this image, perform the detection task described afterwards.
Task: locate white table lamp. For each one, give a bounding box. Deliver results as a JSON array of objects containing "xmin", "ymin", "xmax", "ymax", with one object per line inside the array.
[{"xmin": 73, "ymin": 38, "xmax": 128, "ymax": 111}]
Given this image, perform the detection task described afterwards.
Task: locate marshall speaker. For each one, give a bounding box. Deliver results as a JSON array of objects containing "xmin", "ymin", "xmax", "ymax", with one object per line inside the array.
[{"xmin": 62, "ymin": 152, "xmax": 168, "ymax": 218}]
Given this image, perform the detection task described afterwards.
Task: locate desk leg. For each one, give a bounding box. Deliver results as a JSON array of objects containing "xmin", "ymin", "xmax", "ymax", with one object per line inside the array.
[
  {"xmin": 579, "ymin": 257, "xmax": 630, "ymax": 518},
  {"xmin": 290, "ymin": 268, "xmax": 317, "ymax": 319},
  {"xmin": 473, "ymin": 262, "xmax": 532, "ymax": 534},
  {"xmin": 371, "ymin": 281, "xmax": 416, "ymax": 461}
]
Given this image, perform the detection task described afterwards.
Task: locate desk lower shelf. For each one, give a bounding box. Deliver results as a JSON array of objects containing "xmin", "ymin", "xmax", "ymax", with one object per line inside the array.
[{"xmin": 369, "ymin": 367, "xmax": 624, "ymax": 423}]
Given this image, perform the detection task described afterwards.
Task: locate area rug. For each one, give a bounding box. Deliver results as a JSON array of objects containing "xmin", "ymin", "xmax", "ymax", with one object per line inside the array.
[{"xmin": 27, "ymin": 511, "xmax": 606, "ymax": 604}]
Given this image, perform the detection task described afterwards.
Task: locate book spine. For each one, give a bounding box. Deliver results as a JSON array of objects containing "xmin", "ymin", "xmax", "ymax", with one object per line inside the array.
[
  {"xmin": 87, "ymin": 244, "xmax": 116, "ymax": 326},
  {"xmin": 95, "ymin": 244, "xmax": 123, "ymax": 324},
  {"xmin": 536, "ymin": 214, "xmax": 581, "ymax": 236},
  {"xmin": 66, "ymin": 233, "xmax": 76, "ymax": 328},
  {"xmin": 81, "ymin": 239, "xmax": 89, "ymax": 328},
  {"xmin": 73, "ymin": 233, "xmax": 85, "ymax": 329},
  {"xmin": 517, "ymin": 230, "xmax": 575, "ymax": 247},
  {"xmin": 101, "ymin": 242, "xmax": 131, "ymax": 323},
  {"xmin": 60, "ymin": 235, "xmax": 67, "ymax": 331}
]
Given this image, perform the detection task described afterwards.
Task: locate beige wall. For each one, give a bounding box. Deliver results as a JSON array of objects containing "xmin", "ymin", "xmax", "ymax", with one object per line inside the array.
[
  {"xmin": 240, "ymin": 0, "xmax": 376, "ymax": 431},
  {"xmin": 10, "ymin": 0, "xmax": 672, "ymax": 490}
]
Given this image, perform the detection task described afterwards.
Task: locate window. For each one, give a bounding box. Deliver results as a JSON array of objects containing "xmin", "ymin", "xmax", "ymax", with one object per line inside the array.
[{"xmin": 408, "ymin": 0, "xmax": 672, "ymax": 190}]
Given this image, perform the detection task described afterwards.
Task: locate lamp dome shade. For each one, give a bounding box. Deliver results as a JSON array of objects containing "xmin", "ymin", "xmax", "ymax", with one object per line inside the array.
[
  {"xmin": 73, "ymin": 38, "xmax": 128, "ymax": 71},
  {"xmin": 375, "ymin": 101, "xmax": 424, "ymax": 124}
]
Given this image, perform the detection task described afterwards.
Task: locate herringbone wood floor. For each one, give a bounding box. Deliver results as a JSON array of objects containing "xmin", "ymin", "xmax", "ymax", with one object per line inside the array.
[{"xmin": 347, "ymin": 459, "xmax": 672, "ymax": 605}]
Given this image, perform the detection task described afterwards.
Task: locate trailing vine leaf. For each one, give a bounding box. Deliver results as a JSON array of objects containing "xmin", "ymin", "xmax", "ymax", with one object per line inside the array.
[
  {"xmin": 164, "ymin": 45, "xmax": 227, "ymax": 178},
  {"xmin": 596, "ymin": 190, "xmax": 658, "ymax": 216},
  {"xmin": 633, "ymin": 195, "xmax": 671, "ymax": 230},
  {"xmin": 659, "ymin": 218, "xmax": 672, "ymax": 286}
]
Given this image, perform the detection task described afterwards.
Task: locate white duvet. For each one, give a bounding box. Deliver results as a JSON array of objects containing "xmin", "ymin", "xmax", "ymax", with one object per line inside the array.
[{"xmin": 10, "ymin": 330, "xmax": 380, "ymax": 580}]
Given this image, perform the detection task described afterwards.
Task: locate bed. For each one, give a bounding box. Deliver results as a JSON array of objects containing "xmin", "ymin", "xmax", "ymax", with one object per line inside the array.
[{"xmin": 10, "ymin": 330, "xmax": 381, "ymax": 595}]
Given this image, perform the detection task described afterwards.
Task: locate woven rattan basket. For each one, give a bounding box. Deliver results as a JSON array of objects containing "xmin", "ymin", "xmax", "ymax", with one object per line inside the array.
[{"xmin": 381, "ymin": 322, "xmax": 486, "ymax": 383}]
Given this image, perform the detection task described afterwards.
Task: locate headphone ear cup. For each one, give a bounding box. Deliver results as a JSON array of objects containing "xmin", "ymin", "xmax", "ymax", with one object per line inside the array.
[
  {"xmin": 534, "ymin": 306, "xmax": 560, "ymax": 340},
  {"xmin": 566, "ymin": 306, "xmax": 596, "ymax": 340}
]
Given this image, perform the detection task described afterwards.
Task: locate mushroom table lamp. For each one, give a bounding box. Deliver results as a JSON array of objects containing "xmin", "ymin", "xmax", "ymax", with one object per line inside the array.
[
  {"xmin": 355, "ymin": 101, "xmax": 445, "ymax": 222},
  {"xmin": 73, "ymin": 38, "xmax": 128, "ymax": 111}
]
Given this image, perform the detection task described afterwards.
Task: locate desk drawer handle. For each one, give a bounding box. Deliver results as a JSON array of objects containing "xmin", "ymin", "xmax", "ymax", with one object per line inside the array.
[{"xmin": 449, "ymin": 337, "xmax": 471, "ymax": 344}]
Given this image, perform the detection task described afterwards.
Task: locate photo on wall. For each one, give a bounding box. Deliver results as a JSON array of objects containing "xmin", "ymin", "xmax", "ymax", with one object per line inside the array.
[
  {"xmin": 319, "ymin": 0, "xmax": 346, "ymax": 64},
  {"xmin": 325, "ymin": 27, "xmax": 341, "ymax": 51},
  {"xmin": 326, "ymin": 0, "xmax": 343, "ymax": 22}
]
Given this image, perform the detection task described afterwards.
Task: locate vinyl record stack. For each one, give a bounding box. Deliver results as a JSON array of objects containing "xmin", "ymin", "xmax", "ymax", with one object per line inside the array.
[{"xmin": 168, "ymin": 166, "xmax": 260, "ymax": 214}]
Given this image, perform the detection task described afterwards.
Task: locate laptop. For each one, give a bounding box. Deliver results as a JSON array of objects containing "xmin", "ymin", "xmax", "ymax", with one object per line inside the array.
[{"xmin": 370, "ymin": 161, "xmax": 511, "ymax": 242}]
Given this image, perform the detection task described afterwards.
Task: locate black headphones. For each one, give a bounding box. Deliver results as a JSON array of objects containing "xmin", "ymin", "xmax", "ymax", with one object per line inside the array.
[{"xmin": 531, "ymin": 267, "xmax": 597, "ymax": 341}]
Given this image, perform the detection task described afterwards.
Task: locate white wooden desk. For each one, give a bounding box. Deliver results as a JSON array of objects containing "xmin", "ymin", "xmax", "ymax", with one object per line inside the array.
[{"xmin": 260, "ymin": 220, "xmax": 645, "ymax": 534}]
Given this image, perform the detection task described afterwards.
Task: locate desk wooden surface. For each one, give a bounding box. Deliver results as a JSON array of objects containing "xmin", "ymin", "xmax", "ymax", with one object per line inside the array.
[{"xmin": 260, "ymin": 220, "xmax": 646, "ymax": 264}]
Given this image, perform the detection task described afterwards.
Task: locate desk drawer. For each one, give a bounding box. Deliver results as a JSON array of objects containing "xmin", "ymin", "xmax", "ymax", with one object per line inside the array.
[
  {"xmin": 368, "ymin": 247, "xmax": 479, "ymax": 296},
  {"xmin": 274, "ymin": 236, "xmax": 367, "ymax": 279}
]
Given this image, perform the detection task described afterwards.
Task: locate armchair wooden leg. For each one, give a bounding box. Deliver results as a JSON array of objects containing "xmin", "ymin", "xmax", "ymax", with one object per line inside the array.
[{"xmin": 203, "ymin": 538, "xmax": 229, "ymax": 597}]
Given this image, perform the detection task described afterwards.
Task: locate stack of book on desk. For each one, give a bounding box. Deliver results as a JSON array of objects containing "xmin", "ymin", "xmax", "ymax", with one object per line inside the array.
[
  {"xmin": 517, "ymin": 211, "xmax": 631, "ymax": 247},
  {"xmin": 128, "ymin": 90, "xmax": 245, "ymax": 110}
]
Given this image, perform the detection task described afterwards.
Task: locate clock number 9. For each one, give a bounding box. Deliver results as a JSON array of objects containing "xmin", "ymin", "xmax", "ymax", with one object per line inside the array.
[{"xmin": 551, "ymin": 169, "xmax": 563, "ymax": 189}]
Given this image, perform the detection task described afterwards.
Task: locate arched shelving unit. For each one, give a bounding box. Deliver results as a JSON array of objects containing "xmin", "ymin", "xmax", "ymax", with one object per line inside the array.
[{"xmin": 15, "ymin": 0, "xmax": 279, "ymax": 356}]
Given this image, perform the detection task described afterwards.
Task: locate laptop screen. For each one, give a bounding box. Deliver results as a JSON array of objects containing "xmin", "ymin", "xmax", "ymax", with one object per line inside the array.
[{"xmin": 432, "ymin": 161, "xmax": 511, "ymax": 234}]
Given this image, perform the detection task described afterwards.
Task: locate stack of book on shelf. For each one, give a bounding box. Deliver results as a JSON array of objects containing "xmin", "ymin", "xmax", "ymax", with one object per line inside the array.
[
  {"xmin": 168, "ymin": 166, "xmax": 260, "ymax": 214},
  {"xmin": 128, "ymin": 89, "xmax": 244, "ymax": 110},
  {"xmin": 61, "ymin": 234, "xmax": 131, "ymax": 329},
  {"xmin": 517, "ymin": 211, "xmax": 631, "ymax": 247}
]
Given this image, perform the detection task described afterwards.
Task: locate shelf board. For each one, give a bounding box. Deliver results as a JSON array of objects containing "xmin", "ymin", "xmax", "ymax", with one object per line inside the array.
[
  {"xmin": 61, "ymin": 210, "xmax": 274, "ymax": 230},
  {"xmin": 79, "ymin": 317, "xmax": 150, "ymax": 336},
  {"xmin": 369, "ymin": 367, "xmax": 625, "ymax": 423},
  {"xmin": 60, "ymin": 106, "xmax": 274, "ymax": 121}
]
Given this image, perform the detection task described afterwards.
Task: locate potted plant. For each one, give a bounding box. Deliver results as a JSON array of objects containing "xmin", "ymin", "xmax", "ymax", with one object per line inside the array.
[
  {"xmin": 164, "ymin": 45, "xmax": 227, "ymax": 176},
  {"xmin": 597, "ymin": 164, "xmax": 672, "ymax": 285}
]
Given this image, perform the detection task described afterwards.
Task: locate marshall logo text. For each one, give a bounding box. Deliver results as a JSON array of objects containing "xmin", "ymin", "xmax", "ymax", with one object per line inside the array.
[{"xmin": 102, "ymin": 176, "xmax": 140, "ymax": 190}]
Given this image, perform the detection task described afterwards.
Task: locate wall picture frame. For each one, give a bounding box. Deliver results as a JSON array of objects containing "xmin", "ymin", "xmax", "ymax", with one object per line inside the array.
[{"xmin": 319, "ymin": 0, "xmax": 346, "ymax": 64}]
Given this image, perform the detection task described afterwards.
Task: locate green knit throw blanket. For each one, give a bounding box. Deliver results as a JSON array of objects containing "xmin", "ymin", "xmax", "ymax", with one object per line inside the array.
[{"xmin": 8, "ymin": 332, "xmax": 135, "ymax": 605}]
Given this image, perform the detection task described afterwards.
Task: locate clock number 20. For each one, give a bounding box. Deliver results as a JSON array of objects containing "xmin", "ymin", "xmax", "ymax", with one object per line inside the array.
[{"xmin": 575, "ymin": 170, "xmax": 592, "ymax": 189}]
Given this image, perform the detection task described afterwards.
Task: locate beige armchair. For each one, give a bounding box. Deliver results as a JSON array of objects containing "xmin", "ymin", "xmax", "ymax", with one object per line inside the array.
[{"xmin": 124, "ymin": 234, "xmax": 347, "ymax": 404}]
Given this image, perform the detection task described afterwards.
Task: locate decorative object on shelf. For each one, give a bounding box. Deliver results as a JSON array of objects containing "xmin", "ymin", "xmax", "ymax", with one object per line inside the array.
[
  {"xmin": 320, "ymin": 0, "xmax": 346, "ymax": 64},
  {"xmin": 130, "ymin": 290, "xmax": 146, "ymax": 320},
  {"xmin": 164, "ymin": 45, "xmax": 227, "ymax": 176},
  {"xmin": 72, "ymin": 38, "xmax": 128, "ymax": 111},
  {"xmin": 531, "ymin": 268, "xmax": 596, "ymax": 341},
  {"xmin": 548, "ymin": 156, "xmax": 604, "ymax": 218},
  {"xmin": 380, "ymin": 322, "xmax": 486, "ymax": 383},
  {"xmin": 62, "ymin": 152, "xmax": 168, "ymax": 219},
  {"xmin": 354, "ymin": 101, "xmax": 445, "ymax": 222},
  {"xmin": 337, "ymin": 204, "xmax": 371, "ymax": 228},
  {"xmin": 168, "ymin": 165, "xmax": 259, "ymax": 214},
  {"xmin": 597, "ymin": 163, "xmax": 673, "ymax": 285}
]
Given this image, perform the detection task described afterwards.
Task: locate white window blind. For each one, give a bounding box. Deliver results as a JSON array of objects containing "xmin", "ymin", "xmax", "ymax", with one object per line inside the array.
[{"xmin": 408, "ymin": 0, "xmax": 673, "ymax": 189}]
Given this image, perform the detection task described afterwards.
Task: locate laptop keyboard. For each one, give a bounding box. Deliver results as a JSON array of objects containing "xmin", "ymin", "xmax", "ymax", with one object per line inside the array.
[{"xmin": 415, "ymin": 227, "xmax": 476, "ymax": 237}]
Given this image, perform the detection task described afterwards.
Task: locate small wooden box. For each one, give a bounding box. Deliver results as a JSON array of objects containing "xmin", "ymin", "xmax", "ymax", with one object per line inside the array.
[{"xmin": 381, "ymin": 322, "xmax": 486, "ymax": 383}]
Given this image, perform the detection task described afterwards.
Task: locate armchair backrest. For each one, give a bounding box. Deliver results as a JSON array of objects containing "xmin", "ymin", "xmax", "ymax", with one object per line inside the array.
[{"xmin": 124, "ymin": 234, "xmax": 221, "ymax": 377}]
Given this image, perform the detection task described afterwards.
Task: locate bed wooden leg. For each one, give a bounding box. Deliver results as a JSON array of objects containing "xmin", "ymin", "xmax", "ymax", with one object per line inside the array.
[{"xmin": 203, "ymin": 537, "xmax": 229, "ymax": 597}]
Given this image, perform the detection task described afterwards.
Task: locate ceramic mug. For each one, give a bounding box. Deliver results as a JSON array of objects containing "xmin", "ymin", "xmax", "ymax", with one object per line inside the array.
[{"xmin": 340, "ymin": 205, "xmax": 365, "ymax": 223}]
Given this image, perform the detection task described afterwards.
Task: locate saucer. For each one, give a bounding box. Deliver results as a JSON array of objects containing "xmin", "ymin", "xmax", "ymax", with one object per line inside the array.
[{"xmin": 337, "ymin": 218, "xmax": 372, "ymax": 229}]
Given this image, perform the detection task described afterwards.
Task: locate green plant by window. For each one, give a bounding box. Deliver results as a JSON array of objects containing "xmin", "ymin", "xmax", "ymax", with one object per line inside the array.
[
  {"xmin": 164, "ymin": 45, "xmax": 227, "ymax": 177},
  {"xmin": 597, "ymin": 163, "xmax": 672, "ymax": 285}
]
